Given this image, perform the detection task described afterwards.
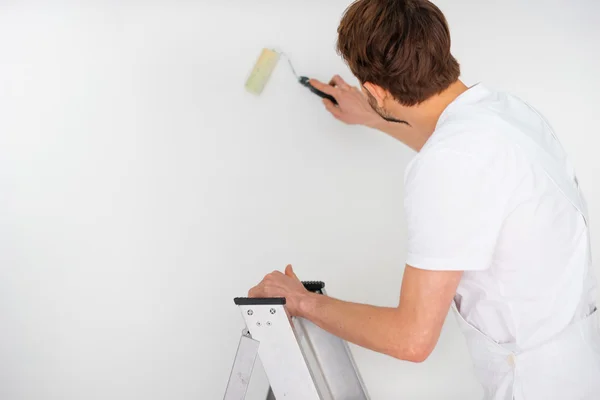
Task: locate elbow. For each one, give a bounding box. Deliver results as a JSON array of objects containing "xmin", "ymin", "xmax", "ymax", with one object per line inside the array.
[
  {"xmin": 388, "ymin": 340, "xmax": 435, "ymax": 363},
  {"xmin": 405, "ymin": 346, "xmax": 432, "ymax": 363}
]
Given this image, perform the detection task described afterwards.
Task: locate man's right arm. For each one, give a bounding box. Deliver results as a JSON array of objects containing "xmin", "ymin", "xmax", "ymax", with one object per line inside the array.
[{"xmin": 309, "ymin": 76, "xmax": 421, "ymax": 151}]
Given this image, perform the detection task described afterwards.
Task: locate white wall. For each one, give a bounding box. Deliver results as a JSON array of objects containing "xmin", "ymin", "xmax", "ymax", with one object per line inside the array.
[{"xmin": 0, "ymin": 1, "xmax": 598, "ymax": 399}]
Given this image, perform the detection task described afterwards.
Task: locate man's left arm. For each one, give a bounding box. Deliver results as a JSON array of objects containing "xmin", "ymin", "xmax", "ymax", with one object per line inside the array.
[{"xmin": 248, "ymin": 264, "xmax": 462, "ymax": 363}]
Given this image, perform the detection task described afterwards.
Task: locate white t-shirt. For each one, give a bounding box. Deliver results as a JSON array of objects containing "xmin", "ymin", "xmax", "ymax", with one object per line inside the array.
[{"xmin": 404, "ymin": 83, "xmax": 597, "ymax": 350}]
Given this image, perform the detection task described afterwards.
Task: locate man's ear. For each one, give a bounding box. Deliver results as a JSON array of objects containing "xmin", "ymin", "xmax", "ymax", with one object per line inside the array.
[{"xmin": 363, "ymin": 82, "xmax": 388, "ymax": 107}]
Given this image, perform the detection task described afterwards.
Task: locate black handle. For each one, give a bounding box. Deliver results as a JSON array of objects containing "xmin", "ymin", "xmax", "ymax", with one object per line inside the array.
[
  {"xmin": 298, "ymin": 76, "xmax": 338, "ymax": 105},
  {"xmin": 302, "ymin": 281, "xmax": 325, "ymax": 294},
  {"xmin": 233, "ymin": 281, "xmax": 325, "ymax": 305},
  {"xmin": 234, "ymin": 297, "xmax": 286, "ymax": 306}
]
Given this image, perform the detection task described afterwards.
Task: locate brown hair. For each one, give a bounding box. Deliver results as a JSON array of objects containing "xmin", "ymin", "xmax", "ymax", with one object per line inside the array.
[{"xmin": 337, "ymin": 0, "xmax": 460, "ymax": 106}]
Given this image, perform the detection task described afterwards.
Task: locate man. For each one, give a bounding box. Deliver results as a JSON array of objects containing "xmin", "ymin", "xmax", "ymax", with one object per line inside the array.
[{"xmin": 248, "ymin": 1, "xmax": 600, "ymax": 399}]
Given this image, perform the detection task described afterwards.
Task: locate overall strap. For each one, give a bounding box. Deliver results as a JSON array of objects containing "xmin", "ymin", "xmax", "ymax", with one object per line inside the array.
[{"xmin": 475, "ymin": 106, "xmax": 588, "ymax": 225}]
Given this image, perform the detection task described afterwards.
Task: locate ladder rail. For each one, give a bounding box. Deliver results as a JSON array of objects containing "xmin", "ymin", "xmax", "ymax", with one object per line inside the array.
[
  {"xmin": 296, "ymin": 285, "xmax": 370, "ymax": 400},
  {"xmin": 223, "ymin": 330, "xmax": 260, "ymax": 400},
  {"xmin": 225, "ymin": 282, "xmax": 370, "ymax": 400},
  {"xmin": 235, "ymin": 298, "xmax": 322, "ymax": 400}
]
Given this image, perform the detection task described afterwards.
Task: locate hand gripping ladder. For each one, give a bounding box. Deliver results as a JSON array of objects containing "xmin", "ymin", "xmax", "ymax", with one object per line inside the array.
[{"xmin": 223, "ymin": 281, "xmax": 370, "ymax": 400}]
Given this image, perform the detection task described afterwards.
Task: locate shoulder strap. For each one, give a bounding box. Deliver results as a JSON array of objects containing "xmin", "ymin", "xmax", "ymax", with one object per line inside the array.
[{"xmin": 473, "ymin": 107, "xmax": 588, "ymax": 226}]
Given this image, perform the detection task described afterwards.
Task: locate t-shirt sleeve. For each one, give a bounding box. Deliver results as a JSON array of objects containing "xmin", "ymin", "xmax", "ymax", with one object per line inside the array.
[{"xmin": 404, "ymin": 146, "xmax": 511, "ymax": 271}]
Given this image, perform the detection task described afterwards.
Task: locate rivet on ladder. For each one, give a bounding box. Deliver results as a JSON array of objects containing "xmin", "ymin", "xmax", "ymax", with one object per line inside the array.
[
  {"xmin": 247, "ymin": 310, "xmax": 253, "ymax": 315},
  {"xmin": 270, "ymin": 308, "xmax": 276, "ymax": 314}
]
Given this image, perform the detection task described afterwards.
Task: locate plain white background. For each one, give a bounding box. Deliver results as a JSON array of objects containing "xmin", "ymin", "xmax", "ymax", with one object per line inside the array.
[{"xmin": 0, "ymin": 1, "xmax": 598, "ymax": 399}]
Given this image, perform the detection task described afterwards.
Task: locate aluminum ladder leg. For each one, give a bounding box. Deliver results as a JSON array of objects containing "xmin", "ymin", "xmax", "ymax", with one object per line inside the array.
[{"xmin": 223, "ymin": 281, "xmax": 370, "ymax": 400}]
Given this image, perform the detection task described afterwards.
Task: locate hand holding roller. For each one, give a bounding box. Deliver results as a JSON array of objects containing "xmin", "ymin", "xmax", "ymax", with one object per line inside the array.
[{"xmin": 245, "ymin": 48, "xmax": 338, "ymax": 105}]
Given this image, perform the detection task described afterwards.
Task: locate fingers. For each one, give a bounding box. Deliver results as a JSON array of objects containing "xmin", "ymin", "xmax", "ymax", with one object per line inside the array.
[
  {"xmin": 329, "ymin": 74, "xmax": 350, "ymax": 90},
  {"xmin": 308, "ymin": 78, "xmax": 338, "ymax": 96},
  {"xmin": 248, "ymin": 284, "xmax": 276, "ymax": 298},
  {"xmin": 248, "ymin": 266, "xmax": 298, "ymax": 298},
  {"xmin": 248, "ymin": 285, "xmax": 261, "ymax": 297},
  {"xmin": 285, "ymin": 264, "xmax": 298, "ymax": 280},
  {"xmin": 267, "ymin": 270, "xmax": 284, "ymax": 279},
  {"xmin": 323, "ymin": 98, "xmax": 342, "ymax": 119}
]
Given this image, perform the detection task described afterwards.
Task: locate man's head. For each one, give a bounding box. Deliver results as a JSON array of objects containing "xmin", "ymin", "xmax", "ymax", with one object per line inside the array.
[{"xmin": 337, "ymin": 0, "xmax": 460, "ymax": 125}]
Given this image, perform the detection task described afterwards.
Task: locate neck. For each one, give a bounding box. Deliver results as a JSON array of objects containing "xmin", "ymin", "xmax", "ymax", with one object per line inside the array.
[{"xmin": 390, "ymin": 80, "xmax": 469, "ymax": 151}]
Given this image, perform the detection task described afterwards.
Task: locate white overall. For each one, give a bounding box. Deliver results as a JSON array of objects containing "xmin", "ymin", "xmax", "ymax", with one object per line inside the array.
[{"xmin": 452, "ymin": 106, "xmax": 600, "ymax": 400}]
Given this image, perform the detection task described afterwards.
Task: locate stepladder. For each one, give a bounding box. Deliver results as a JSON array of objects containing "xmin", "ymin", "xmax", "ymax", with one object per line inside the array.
[{"xmin": 223, "ymin": 281, "xmax": 370, "ymax": 400}]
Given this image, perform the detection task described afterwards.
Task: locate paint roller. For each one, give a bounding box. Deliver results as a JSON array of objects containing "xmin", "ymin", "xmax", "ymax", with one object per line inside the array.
[{"xmin": 244, "ymin": 48, "xmax": 338, "ymax": 105}]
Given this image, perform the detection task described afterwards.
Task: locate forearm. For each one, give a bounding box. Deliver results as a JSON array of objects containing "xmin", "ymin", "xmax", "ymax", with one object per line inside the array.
[{"xmin": 298, "ymin": 292, "xmax": 432, "ymax": 362}]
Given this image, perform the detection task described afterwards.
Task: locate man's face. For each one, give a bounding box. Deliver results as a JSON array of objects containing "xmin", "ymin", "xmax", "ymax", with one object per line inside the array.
[{"xmin": 363, "ymin": 86, "xmax": 411, "ymax": 126}]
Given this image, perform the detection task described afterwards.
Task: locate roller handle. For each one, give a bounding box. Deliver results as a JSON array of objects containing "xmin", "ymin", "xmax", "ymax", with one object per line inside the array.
[{"xmin": 299, "ymin": 76, "xmax": 338, "ymax": 105}]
